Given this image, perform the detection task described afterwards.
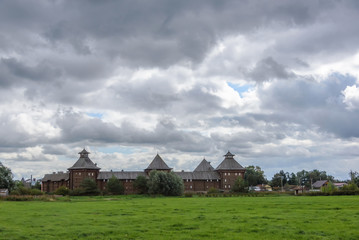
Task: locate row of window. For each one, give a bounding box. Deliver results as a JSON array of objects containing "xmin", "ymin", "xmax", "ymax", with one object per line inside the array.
[
  {"xmin": 224, "ymin": 172, "xmax": 241, "ymax": 176},
  {"xmin": 74, "ymin": 172, "xmax": 95, "ymax": 176},
  {"xmin": 224, "ymin": 185, "xmax": 231, "ymax": 189}
]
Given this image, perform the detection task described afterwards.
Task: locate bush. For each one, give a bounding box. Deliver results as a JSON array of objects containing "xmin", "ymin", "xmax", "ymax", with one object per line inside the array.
[
  {"xmin": 10, "ymin": 187, "xmax": 30, "ymax": 195},
  {"xmin": 207, "ymin": 187, "xmax": 219, "ymax": 194},
  {"xmin": 184, "ymin": 192, "xmax": 193, "ymax": 197},
  {"xmin": 69, "ymin": 188, "xmax": 84, "ymax": 196},
  {"xmin": 147, "ymin": 171, "xmax": 184, "ymax": 196},
  {"xmin": 107, "ymin": 175, "xmax": 124, "ymax": 195},
  {"xmin": 54, "ymin": 186, "xmax": 70, "ymax": 196},
  {"xmin": 29, "ymin": 189, "xmax": 43, "ymax": 195},
  {"xmin": 133, "ymin": 175, "xmax": 148, "ymax": 194},
  {"xmin": 232, "ymin": 177, "xmax": 248, "ymax": 193},
  {"xmin": 341, "ymin": 183, "xmax": 358, "ymax": 191},
  {"xmin": 79, "ymin": 178, "xmax": 100, "ymax": 195}
]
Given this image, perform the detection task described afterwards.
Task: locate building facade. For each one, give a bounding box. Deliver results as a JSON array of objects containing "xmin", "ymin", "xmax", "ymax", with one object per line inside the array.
[{"xmin": 42, "ymin": 149, "xmax": 246, "ymax": 194}]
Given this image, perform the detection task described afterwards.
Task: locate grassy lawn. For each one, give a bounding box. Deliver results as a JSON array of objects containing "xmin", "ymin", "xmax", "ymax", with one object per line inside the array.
[{"xmin": 0, "ymin": 195, "xmax": 359, "ymax": 240}]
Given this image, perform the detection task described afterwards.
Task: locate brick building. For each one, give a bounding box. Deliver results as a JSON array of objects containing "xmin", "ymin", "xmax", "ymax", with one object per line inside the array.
[{"xmin": 42, "ymin": 149, "xmax": 246, "ymax": 194}]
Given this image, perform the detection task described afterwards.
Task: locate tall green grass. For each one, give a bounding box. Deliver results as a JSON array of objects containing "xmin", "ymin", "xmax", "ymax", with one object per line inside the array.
[{"xmin": 0, "ymin": 195, "xmax": 358, "ymax": 239}]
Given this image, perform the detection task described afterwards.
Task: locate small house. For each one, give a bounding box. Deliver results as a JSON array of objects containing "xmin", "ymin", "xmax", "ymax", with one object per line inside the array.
[{"xmin": 0, "ymin": 189, "xmax": 9, "ymax": 196}]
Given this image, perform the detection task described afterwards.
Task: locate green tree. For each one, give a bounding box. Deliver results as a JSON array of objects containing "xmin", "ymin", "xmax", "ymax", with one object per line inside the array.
[
  {"xmin": 232, "ymin": 176, "xmax": 247, "ymax": 193},
  {"xmin": 0, "ymin": 162, "xmax": 15, "ymax": 191},
  {"xmin": 107, "ymin": 175, "xmax": 124, "ymax": 195},
  {"xmin": 321, "ymin": 181, "xmax": 336, "ymax": 193},
  {"xmin": 147, "ymin": 171, "xmax": 184, "ymax": 196},
  {"xmin": 244, "ymin": 166, "xmax": 267, "ymax": 186},
  {"xmin": 133, "ymin": 175, "xmax": 148, "ymax": 194},
  {"xmin": 349, "ymin": 170, "xmax": 359, "ymax": 187},
  {"xmin": 80, "ymin": 178, "xmax": 100, "ymax": 195},
  {"xmin": 271, "ymin": 170, "xmax": 287, "ymax": 187},
  {"xmin": 32, "ymin": 180, "xmax": 41, "ymax": 190},
  {"xmin": 287, "ymin": 173, "xmax": 298, "ymax": 185}
]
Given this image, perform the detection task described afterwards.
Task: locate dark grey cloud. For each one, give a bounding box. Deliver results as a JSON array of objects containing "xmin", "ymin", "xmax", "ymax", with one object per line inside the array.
[
  {"xmin": 243, "ymin": 57, "xmax": 296, "ymax": 82},
  {"xmin": 1, "ymin": 0, "xmax": 359, "ymax": 180},
  {"xmin": 55, "ymin": 110, "xmax": 213, "ymax": 152},
  {"xmin": 258, "ymin": 74, "xmax": 359, "ymax": 138}
]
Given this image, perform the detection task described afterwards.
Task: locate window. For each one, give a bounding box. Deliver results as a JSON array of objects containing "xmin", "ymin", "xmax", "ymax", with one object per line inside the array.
[
  {"xmin": 190, "ymin": 186, "xmax": 192, "ymax": 189},
  {"xmin": 235, "ymin": 173, "xmax": 237, "ymax": 176},
  {"xmin": 224, "ymin": 173, "xmax": 227, "ymax": 176},
  {"xmin": 225, "ymin": 185, "xmax": 227, "ymax": 188},
  {"xmin": 224, "ymin": 179, "xmax": 227, "ymax": 182},
  {"xmin": 229, "ymin": 185, "xmax": 231, "ymax": 188},
  {"xmin": 88, "ymin": 173, "xmax": 90, "ymax": 176},
  {"xmin": 190, "ymin": 179, "xmax": 192, "ymax": 182},
  {"xmin": 228, "ymin": 173, "xmax": 230, "ymax": 176},
  {"xmin": 79, "ymin": 173, "xmax": 81, "ymax": 176}
]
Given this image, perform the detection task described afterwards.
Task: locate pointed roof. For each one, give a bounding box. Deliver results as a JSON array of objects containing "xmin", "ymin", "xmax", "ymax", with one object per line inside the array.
[
  {"xmin": 68, "ymin": 149, "xmax": 100, "ymax": 170},
  {"xmin": 216, "ymin": 151, "xmax": 244, "ymax": 170},
  {"xmin": 194, "ymin": 159, "xmax": 214, "ymax": 172},
  {"xmin": 145, "ymin": 154, "xmax": 171, "ymax": 170}
]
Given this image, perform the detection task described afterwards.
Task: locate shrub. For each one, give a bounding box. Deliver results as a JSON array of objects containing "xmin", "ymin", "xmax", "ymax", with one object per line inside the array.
[
  {"xmin": 80, "ymin": 178, "xmax": 100, "ymax": 195},
  {"xmin": 147, "ymin": 171, "xmax": 184, "ymax": 196},
  {"xmin": 29, "ymin": 189, "xmax": 43, "ymax": 195},
  {"xmin": 232, "ymin": 177, "xmax": 248, "ymax": 193},
  {"xmin": 54, "ymin": 186, "xmax": 70, "ymax": 196},
  {"xmin": 10, "ymin": 186, "xmax": 30, "ymax": 195},
  {"xmin": 207, "ymin": 187, "xmax": 219, "ymax": 194},
  {"xmin": 107, "ymin": 175, "xmax": 124, "ymax": 195},
  {"xmin": 69, "ymin": 188, "xmax": 84, "ymax": 196},
  {"xmin": 341, "ymin": 183, "xmax": 358, "ymax": 191},
  {"xmin": 184, "ymin": 192, "xmax": 193, "ymax": 197},
  {"xmin": 133, "ymin": 175, "xmax": 148, "ymax": 194}
]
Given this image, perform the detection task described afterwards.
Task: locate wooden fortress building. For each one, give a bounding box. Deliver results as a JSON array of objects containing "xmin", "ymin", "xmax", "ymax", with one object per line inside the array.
[{"xmin": 42, "ymin": 149, "xmax": 246, "ymax": 194}]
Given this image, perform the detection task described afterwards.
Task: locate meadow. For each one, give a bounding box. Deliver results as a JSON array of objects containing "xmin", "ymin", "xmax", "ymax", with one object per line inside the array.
[{"xmin": 0, "ymin": 195, "xmax": 358, "ymax": 240}]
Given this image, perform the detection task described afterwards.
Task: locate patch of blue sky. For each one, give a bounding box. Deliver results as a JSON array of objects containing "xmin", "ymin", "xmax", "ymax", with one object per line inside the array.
[
  {"xmin": 227, "ymin": 82, "xmax": 252, "ymax": 97},
  {"xmin": 86, "ymin": 112, "xmax": 103, "ymax": 119},
  {"xmin": 98, "ymin": 146, "xmax": 148, "ymax": 155}
]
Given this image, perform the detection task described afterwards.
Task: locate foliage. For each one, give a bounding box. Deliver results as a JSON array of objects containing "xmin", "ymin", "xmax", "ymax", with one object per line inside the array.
[
  {"xmin": 133, "ymin": 175, "xmax": 148, "ymax": 194},
  {"xmin": 244, "ymin": 166, "xmax": 267, "ymax": 186},
  {"xmin": 80, "ymin": 178, "xmax": 100, "ymax": 195},
  {"xmin": 107, "ymin": 175, "xmax": 124, "ymax": 195},
  {"xmin": 271, "ymin": 170, "xmax": 287, "ymax": 187},
  {"xmin": 0, "ymin": 163, "xmax": 15, "ymax": 191},
  {"xmin": 29, "ymin": 189, "xmax": 43, "ymax": 195},
  {"xmin": 147, "ymin": 171, "xmax": 184, "ymax": 196},
  {"xmin": 341, "ymin": 183, "xmax": 358, "ymax": 191},
  {"xmin": 349, "ymin": 170, "xmax": 359, "ymax": 187},
  {"xmin": 32, "ymin": 181, "xmax": 42, "ymax": 190},
  {"xmin": 10, "ymin": 187, "xmax": 43, "ymax": 196},
  {"xmin": 207, "ymin": 187, "xmax": 219, "ymax": 194},
  {"xmin": 271, "ymin": 169, "xmax": 335, "ymax": 188},
  {"xmin": 232, "ymin": 176, "xmax": 247, "ymax": 193},
  {"xmin": 321, "ymin": 181, "xmax": 336, "ymax": 193},
  {"xmin": 54, "ymin": 186, "xmax": 70, "ymax": 196}
]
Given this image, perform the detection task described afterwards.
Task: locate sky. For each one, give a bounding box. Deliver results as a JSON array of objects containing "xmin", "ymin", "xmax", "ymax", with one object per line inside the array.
[{"xmin": 1, "ymin": 0, "xmax": 359, "ymax": 181}]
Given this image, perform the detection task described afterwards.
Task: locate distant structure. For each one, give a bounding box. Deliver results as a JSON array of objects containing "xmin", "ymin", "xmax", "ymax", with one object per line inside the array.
[{"xmin": 42, "ymin": 149, "xmax": 246, "ymax": 194}]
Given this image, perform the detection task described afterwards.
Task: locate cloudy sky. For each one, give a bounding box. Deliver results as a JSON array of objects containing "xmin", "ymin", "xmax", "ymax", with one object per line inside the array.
[{"xmin": 1, "ymin": 0, "xmax": 359, "ymax": 181}]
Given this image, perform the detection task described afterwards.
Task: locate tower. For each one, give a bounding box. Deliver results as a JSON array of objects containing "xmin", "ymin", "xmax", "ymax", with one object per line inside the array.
[
  {"xmin": 215, "ymin": 151, "xmax": 246, "ymax": 191},
  {"xmin": 68, "ymin": 149, "xmax": 100, "ymax": 190}
]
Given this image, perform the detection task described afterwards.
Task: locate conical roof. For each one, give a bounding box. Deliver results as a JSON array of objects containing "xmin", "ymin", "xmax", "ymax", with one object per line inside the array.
[
  {"xmin": 216, "ymin": 151, "xmax": 244, "ymax": 170},
  {"xmin": 145, "ymin": 154, "xmax": 171, "ymax": 170},
  {"xmin": 194, "ymin": 159, "xmax": 214, "ymax": 172},
  {"xmin": 68, "ymin": 149, "xmax": 100, "ymax": 170}
]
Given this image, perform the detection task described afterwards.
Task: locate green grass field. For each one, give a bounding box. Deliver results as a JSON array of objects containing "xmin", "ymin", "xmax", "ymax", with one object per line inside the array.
[{"xmin": 0, "ymin": 195, "xmax": 358, "ymax": 240}]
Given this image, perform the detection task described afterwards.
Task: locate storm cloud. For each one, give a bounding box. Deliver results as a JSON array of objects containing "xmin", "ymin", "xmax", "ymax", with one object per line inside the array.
[{"xmin": 0, "ymin": 0, "xmax": 359, "ymax": 180}]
